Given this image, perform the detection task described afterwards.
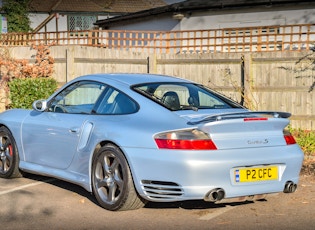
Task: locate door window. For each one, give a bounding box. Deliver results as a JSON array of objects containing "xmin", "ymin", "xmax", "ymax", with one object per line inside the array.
[{"xmin": 48, "ymin": 81, "xmax": 106, "ymax": 114}]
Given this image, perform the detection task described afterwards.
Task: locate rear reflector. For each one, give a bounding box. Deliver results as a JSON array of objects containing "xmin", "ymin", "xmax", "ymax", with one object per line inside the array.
[{"xmin": 244, "ymin": 117, "xmax": 268, "ymax": 121}]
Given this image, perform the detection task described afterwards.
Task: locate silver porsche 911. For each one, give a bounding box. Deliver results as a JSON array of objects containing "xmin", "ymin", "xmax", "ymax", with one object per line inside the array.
[{"xmin": 0, "ymin": 73, "xmax": 304, "ymax": 211}]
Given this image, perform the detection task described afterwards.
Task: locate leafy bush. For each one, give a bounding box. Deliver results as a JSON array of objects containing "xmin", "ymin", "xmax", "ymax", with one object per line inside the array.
[
  {"xmin": 290, "ymin": 128, "xmax": 315, "ymax": 157},
  {"xmin": 8, "ymin": 78, "xmax": 57, "ymax": 109},
  {"xmin": 0, "ymin": 44, "xmax": 55, "ymax": 109},
  {"xmin": 1, "ymin": 0, "xmax": 32, "ymax": 32}
]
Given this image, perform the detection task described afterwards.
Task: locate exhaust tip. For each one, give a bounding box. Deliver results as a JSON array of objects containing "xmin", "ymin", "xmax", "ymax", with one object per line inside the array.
[
  {"xmin": 283, "ymin": 181, "xmax": 297, "ymax": 193},
  {"xmin": 204, "ymin": 188, "xmax": 225, "ymax": 202}
]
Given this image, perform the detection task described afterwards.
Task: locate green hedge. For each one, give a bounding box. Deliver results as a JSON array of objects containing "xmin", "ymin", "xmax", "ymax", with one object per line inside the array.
[
  {"xmin": 290, "ymin": 128, "xmax": 315, "ymax": 157},
  {"xmin": 8, "ymin": 78, "xmax": 57, "ymax": 109}
]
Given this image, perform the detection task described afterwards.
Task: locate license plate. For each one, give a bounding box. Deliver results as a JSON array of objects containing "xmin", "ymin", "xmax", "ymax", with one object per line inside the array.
[{"xmin": 234, "ymin": 166, "xmax": 278, "ymax": 183}]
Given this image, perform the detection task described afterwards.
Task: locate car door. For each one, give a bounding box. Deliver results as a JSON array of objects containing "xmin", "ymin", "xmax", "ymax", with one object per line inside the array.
[{"xmin": 21, "ymin": 81, "xmax": 106, "ymax": 169}]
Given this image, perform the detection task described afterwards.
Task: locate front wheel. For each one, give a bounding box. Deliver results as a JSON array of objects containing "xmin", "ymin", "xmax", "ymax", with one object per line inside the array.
[
  {"xmin": 0, "ymin": 127, "xmax": 21, "ymax": 178},
  {"xmin": 91, "ymin": 144, "xmax": 146, "ymax": 211}
]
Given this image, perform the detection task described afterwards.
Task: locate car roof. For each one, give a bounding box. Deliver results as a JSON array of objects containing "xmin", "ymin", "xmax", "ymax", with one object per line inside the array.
[{"xmin": 75, "ymin": 73, "xmax": 193, "ymax": 86}]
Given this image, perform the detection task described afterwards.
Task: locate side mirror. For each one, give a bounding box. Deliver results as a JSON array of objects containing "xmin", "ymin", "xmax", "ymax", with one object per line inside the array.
[{"xmin": 32, "ymin": 100, "xmax": 48, "ymax": 112}]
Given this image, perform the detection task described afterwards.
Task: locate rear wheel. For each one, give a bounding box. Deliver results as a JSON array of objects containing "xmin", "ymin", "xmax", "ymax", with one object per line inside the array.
[
  {"xmin": 0, "ymin": 127, "xmax": 21, "ymax": 178},
  {"xmin": 91, "ymin": 144, "xmax": 146, "ymax": 211}
]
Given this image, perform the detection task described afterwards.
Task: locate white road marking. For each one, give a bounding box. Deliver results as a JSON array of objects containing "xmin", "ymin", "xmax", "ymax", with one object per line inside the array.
[
  {"xmin": 199, "ymin": 205, "xmax": 236, "ymax": 220},
  {"xmin": 0, "ymin": 179, "xmax": 55, "ymax": 196}
]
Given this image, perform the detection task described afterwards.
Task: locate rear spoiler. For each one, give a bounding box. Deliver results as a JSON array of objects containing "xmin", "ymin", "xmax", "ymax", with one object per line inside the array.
[{"xmin": 187, "ymin": 111, "xmax": 291, "ymax": 125}]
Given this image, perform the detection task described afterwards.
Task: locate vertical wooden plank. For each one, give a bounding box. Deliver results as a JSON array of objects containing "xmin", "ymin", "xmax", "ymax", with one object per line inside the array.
[
  {"xmin": 66, "ymin": 46, "xmax": 75, "ymax": 82},
  {"xmin": 306, "ymin": 24, "xmax": 310, "ymax": 50},
  {"xmin": 266, "ymin": 28, "xmax": 270, "ymax": 51},
  {"xmin": 159, "ymin": 31, "xmax": 163, "ymax": 54},
  {"xmin": 228, "ymin": 29, "xmax": 231, "ymax": 52},
  {"xmin": 166, "ymin": 32, "xmax": 170, "ymax": 54},
  {"xmin": 249, "ymin": 29, "xmax": 253, "ymax": 52},
  {"xmin": 87, "ymin": 31, "xmax": 92, "ymax": 45},
  {"xmin": 153, "ymin": 32, "xmax": 157, "ymax": 54},
  {"xmin": 290, "ymin": 25, "xmax": 293, "ymax": 51},
  {"xmin": 281, "ymin": 25, "xmax": 285, "ymax": 51},
  {"xmin": 214, "ymin": 30, "xmax": 218, "ymax": 53},
  {"xmin": 221, "ymin": 29, "xmax": 224, "ymax": 53},
  {"xmin": 257, "ymin": 28, "xmax": 262, "ymax": 52},
  {"xmin": 298, "ymin": 25, "xmax": 302, "ymax": 50},
  {"xmin": 206, "ymin": 30, "xmax": 210, "ymax": 53},
  {"xmin": 243, "ymin": 53, "xmax": 254, "ymax": 109},
  {"xmin": 148, "ymin": 53, "xmax": 157, "ymax": 74}
]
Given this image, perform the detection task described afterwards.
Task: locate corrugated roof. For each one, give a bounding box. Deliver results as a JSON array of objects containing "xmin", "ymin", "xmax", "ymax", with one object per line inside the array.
[{"xmin": 28, "ymin": 0, "xmax": 167, "ymax": 13}]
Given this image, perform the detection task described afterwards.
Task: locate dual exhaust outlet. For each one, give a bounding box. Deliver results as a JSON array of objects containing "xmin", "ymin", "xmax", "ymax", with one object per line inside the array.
[
  {"xmin": 283, "ymin": 181, "xmax": 297, "ymax": 193},
  {"xmin": 204, "ymin": 181, "xmax": 297, "ymax": 203},
  {"xmin": 204, "ymin": 188, "xmax": 225, "ymax": 202}
]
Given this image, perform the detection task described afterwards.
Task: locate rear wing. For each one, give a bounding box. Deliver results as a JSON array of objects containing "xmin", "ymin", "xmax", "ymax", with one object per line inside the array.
[{"xmin": 187, "ymin": 111, "xmax": 291, "ymax": 125}]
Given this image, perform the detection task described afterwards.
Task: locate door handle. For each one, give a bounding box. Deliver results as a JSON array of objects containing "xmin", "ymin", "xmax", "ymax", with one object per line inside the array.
[{"xmin": 69, "ymin": 128, "xmax": 80, "ymax": 133}]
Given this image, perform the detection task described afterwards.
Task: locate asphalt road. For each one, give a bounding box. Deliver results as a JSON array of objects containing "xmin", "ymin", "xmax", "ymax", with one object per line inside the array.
[{"xmin": 1, "ymin": 173, "xmax": 314, "ymax": 230}]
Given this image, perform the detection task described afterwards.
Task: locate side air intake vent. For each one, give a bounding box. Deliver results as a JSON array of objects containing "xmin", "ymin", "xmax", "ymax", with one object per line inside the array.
[{"xmin": 141, "ymin": 180, "xmax": 184, "ymax": 200}]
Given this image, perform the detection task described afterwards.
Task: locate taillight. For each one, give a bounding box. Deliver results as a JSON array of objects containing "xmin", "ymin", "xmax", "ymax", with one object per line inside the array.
[
  {"xmin": 284, "ymin": 134, "xmax": 296, "ymax": 145},
  {"xmin": 283, "ymin": 129, "xmax": 296, "ymax": 145},
  {"xmin": 154, "ymin": 129, "xmax": 217, "ymax": 150}
]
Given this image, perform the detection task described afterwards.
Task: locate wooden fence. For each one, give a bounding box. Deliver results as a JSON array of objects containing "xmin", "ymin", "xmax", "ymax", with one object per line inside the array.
[
  {"xmin": 2, "ymin": 45, "xmax": 313, "ymax": 129},
  {"xmin": 1, "ymin": 24, "xmax": 315, "ymax": 53}
]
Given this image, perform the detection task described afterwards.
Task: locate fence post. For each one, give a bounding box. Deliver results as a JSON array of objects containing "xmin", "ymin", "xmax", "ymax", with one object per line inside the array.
[
  {"xmin": 66, "ymin": 46, "xmax": 75, "ymax": 82},
  {"xmin": 240, "ymin": 54, "xmax": 245, "ymax": 106},
  {"xmin": 148, "ymin": 53, "xmax": 157, "ymax": 73},
  {"xmin": 242, "ymin": 53, "xmax": 255, "ymax": 110}
]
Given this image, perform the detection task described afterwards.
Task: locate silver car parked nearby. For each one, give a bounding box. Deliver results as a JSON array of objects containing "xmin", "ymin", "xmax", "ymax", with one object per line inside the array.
[{"xmin": 0, "ymin": 73, "xmax": 304, "ymax": 211}]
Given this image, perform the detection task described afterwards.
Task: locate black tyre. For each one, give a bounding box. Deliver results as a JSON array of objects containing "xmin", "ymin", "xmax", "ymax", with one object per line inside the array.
[
  {"xmin": 92, "ymin": 144, "xmax": 146, "ymax": 211},
  {"xmin": 0, "ymin": 126, "xmax": 22, "ymax": 178}
]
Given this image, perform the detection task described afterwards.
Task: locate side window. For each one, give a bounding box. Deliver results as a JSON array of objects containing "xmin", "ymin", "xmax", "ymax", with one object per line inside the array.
[
  {"xmin": 154, "ymin": 85, "xmax": 189, "ymax": 108},
  {"xmin": 198, "ymin": 91, "xmax": 227, "ymax": 108},
  {"xmin": 95, "ymin": 88, "xmax": 138, "ymax": 115},
  {"xmin": 48, "ymin": 81, "xmax": 106, "ymax": 114}
]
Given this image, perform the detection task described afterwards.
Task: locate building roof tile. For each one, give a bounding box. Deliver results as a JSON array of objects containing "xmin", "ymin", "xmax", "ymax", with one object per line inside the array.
[{"xmin": 29, "ymin": 0, "xmax": 167, "ymax": 13}]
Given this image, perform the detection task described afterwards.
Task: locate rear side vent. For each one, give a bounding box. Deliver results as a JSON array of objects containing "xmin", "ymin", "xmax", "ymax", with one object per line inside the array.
[{"xmin": 141, "ymin": 180, "xmax": 184, "ymax": 200}]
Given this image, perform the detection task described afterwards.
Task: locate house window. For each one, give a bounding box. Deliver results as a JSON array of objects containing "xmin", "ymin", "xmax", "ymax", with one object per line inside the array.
[{"xmin": 68, "ymin": 15, "xmax": 97, "ymax": 31}]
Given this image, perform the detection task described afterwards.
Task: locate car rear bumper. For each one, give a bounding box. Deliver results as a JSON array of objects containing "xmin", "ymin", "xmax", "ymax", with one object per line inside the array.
[{"xmin": 123, "ymin": 144, "xmax": 304, "ymax": 202}]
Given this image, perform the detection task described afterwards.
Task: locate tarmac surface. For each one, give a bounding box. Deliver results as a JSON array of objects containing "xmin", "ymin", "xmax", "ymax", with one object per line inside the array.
[{"xmin": 0, "ymin": 172, "xmax": 314, "ymax": 230}]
